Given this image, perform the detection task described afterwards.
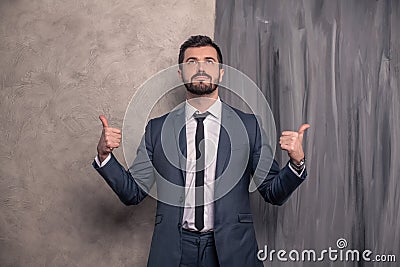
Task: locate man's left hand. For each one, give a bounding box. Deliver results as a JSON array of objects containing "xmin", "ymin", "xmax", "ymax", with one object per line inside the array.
[{"xmin": 279, "ymin": 124, "xmax": 310, "ymax": 164}]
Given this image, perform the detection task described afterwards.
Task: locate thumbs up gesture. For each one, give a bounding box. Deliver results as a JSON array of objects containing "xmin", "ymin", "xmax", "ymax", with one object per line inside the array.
[
  {"xmin": 97, "ymin": 115, "xmax": 122, "ymax": 163},
  {"xmin": 279, "ymin": 124, "xmax": 310, "ymax": 164}
]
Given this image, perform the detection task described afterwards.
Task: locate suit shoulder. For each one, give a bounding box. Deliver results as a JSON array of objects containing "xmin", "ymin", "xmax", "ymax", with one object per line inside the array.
[
  {"xmin": 148, "ymin": 112, "xmax": 169, "ymax": 125},
  {"xmin": 146, "ymin": 107, "xmax": 184, "ymax": 131},
  {"xmin": 229, "ymin": 106, "xmax": 257, "ymax": 123}
]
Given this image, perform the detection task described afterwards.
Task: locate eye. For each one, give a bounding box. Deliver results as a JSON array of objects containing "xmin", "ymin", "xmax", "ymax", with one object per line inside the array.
[
  {"xmin": 187, "ymin": 59, "xmax": 197, "ymax": 64},
  {"xmin": 206, "ymin": 59, "xmax": 215, "ymax": 64}
]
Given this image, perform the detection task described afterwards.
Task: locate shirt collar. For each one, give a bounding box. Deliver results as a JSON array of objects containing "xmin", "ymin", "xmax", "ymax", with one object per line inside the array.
[{"xmin": 185, "ymin": 96, "xmax": 222, "ymax": 121}]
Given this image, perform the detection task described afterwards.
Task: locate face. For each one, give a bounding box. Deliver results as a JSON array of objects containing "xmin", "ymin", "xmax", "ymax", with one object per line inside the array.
[{"xmin": 179, "ymin": 46, "xmax": 224, "ymax": 96}]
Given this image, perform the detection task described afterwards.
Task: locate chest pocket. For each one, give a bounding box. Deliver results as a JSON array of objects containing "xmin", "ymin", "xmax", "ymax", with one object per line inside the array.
[{"xmin": 238, "ymin": 213, "xmax": 253, "ymax": 223}]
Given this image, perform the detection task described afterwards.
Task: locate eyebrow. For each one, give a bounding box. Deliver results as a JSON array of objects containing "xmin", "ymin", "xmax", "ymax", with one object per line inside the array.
[{"xmin": 185, "ymin": 56, "xmax": 217, "ymax": 62}]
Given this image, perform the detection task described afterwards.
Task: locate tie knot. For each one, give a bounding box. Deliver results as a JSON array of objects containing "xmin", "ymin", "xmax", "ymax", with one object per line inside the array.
[{"xmin": 193, "ymin": 112, "xmax": 209, "ymax": 122}]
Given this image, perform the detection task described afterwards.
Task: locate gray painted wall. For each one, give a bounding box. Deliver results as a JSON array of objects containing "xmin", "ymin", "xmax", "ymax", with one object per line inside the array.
[
  {"xmin": 215, "ymin": 0, "xmax": 399, "ymax": 266},
  {"xmin": 0, "ymin": 1, "xmax": 215, "ymax": 266}
]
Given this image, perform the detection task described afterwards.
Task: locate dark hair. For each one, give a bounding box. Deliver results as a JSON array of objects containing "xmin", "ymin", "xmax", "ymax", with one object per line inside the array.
[{"xmin": 178, "ymin": 35, "xmax": 223, "ymax": 68}]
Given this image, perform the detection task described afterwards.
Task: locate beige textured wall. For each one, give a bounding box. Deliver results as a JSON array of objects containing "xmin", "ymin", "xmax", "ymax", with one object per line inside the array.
[{"xmin": 0, "ymin": 1, "xmax": 215, "ymax": 266}]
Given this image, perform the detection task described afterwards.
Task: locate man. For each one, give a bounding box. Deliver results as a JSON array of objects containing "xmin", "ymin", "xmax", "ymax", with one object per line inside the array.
[{"xmin": 93, "ymin": 35, "xmax": 310, "ymax": 267}]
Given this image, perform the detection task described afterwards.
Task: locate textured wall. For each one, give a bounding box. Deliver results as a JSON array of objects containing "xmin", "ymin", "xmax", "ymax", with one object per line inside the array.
[
  {"xmin": 0, "ymin": 0, "xmax": 215, "ymax": 266},
  {"xmin": 215, "ymin": 0, "xmax": 399, "ymax": 266}
]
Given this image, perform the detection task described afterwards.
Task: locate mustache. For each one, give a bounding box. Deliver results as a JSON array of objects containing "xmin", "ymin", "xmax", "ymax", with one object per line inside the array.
[{"xmin": 191, "ymin": 72, "xmax": 212, "ymax": 81}]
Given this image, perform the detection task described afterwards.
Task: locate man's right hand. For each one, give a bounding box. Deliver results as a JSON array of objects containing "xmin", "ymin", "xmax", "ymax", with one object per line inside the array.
[{"xmin": 97, "ymin": 115, "xmax": 122, "ymax": 163}]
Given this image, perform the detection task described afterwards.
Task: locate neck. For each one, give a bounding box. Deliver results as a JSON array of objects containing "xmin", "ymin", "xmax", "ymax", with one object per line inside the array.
[{"xmin": 186, "ymin": 90, "xmax": 218, "ymax": 113}]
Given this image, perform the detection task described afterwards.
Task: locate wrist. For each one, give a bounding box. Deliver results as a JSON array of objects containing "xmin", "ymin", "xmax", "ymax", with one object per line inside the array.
[
  {"xmin": 98, "ymin": 153, "xmax": 110, "ymax": 163},
  {"xmin": 290, "ymin": 152, "xmax": 304, "ymax": 164},
  {"xmin": 289, "ymin": 157, "xmax": 306, "ymax": 171},
  {"xmin": 290, "ymin": 158, "xmax": 301, "ymax": 165}
]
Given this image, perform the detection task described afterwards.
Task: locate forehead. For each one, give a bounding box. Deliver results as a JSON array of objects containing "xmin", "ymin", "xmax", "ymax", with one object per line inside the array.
[{"xmin": 183, "ymin": 46, "xmax": 219, "ymax": 61}]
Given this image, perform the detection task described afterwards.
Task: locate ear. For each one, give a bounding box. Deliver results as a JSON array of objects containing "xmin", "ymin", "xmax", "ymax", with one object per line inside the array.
[
  {"xmin": 178, "ymin": 68, "xmax": 183, "ymax": 80},
  {"xmin": 219, "ymin": 68, "xmax": 224, "ymax": 82}
]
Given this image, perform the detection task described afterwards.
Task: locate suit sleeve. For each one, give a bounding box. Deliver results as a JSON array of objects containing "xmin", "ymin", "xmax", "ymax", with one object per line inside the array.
[
  {"xmin": 92, "ymin": 120, "xmax": 155, "ymax": 205},
  {"xmin": 251, "ymin": 116, "xmax": 307, "ymax": 205}
]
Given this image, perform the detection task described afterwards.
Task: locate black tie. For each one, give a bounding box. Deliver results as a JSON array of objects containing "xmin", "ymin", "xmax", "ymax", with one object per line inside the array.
[{"xmin": 194, "ymin": 112, "xmax": 208, "ymax": 231}]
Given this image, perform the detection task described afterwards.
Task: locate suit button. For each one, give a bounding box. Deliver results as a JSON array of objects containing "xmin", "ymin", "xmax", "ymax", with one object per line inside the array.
[{"xmin": 179, "ymin": 196, "xmax": 184, "ymax": 203}]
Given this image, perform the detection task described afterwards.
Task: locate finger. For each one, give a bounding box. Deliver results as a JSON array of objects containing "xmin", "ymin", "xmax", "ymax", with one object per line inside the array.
[
  {"xmin": 298, "ymin": 124, "xmax": 310, "ymax": 135},
  {"xmin": 279, "ymin": 141, "xmax": 294, "ymax": 147},
  {"xmin": 104, "ymin": 134, "xmax": 121, "ymax": 142},
  {"xmin": 105, "ymin": 127, "xmax": 121, "ymax": 134},
  {"xmin": 108, "ymin": 143, "xmax": 120, "ymax": 148},
  {"xmin": 280, "ymin": 144, "xmax": 293, "ymax": 151},
  {"xmin": 280, "ymin": 136, "xmax": 297, "ymax": 142},
  {"xmin": 109, "ymin": 128, "xmax": 121, "ymax": 134},
  {"xmin": 280, "ymin": 140, "xmax": 296, "ymax": 147},
  {"xmin": 113, "ymin": 143, "xmax": 120, "ymax": 148},
  {"xmin": 106, "ymin": 142, "xmax": 120, "ymax": 150},
  {"xmin": 280, "ymin": 143, "xmax": 293, "ymax": 149},
  {"xmin": 99, "ymin": 115, "xmax": 109, "ymax": 128},
  {"xmin": 281, "ymin": 131, "xmax": 293, "ymax": 136},
  {"xmin": 104, "ymin": 128, "xmax": 121, "ymax": 136},
  {"xmin": 106, "ymin": 137, "xmax": 122, "ymax": 144},
  {"xmin": 104, "ymin": 132, "xmax": 122, "ymax": 140},
  {"xmin": 103, "ymin": 127, "xmax": 121, "ymax": 136},
  {"xmin": 281, "ymin": 131, "xmax": 298, "ymax": 137}
]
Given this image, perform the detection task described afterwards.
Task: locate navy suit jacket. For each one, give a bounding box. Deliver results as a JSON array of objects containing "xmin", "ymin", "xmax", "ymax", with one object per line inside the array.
[{"xmin": 93, "ymin": 102, "xmax": 307, "ymax": 267}]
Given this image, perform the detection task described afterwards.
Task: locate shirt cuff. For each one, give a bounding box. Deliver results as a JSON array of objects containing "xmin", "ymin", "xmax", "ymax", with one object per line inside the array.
[
  {"xmin": 288, "ymin": 162, "xmax": 305, "ymax": 178},
  {"xmin": 95, "ymin": 154, "xmax": 111, "ymax": 168}
]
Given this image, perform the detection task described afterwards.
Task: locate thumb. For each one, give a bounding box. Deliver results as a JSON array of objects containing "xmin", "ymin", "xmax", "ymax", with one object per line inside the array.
[
  {"xmin": 99, "ymin": 115, "xmax": 109, "ymax": 128},
  {"xmin": 298, "ymin": 123, "xmax": 310, "ymax": 136}
]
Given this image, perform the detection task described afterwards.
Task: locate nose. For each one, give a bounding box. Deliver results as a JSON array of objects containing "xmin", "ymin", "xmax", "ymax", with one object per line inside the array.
[{"xmin": 196, "ymin": 61, "xmax": 205, "ymax": 72}]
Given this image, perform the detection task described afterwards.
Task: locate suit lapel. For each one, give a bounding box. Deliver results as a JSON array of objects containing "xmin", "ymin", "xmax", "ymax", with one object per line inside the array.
[
  {"xmin": 173, "ymin": 105, "xmax": 187, "ymax": 183},
  {"xmin": 215, "ymin": 102, "xmax": 233, "ymax": 180}
]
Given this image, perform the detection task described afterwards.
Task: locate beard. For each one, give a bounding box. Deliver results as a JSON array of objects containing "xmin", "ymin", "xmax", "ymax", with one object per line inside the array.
[{"xmin": 183, "ymin": 72, "xmax": 219, "ymax": 95}]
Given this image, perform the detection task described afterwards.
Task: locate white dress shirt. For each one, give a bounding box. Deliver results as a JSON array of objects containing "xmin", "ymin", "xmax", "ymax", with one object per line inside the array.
[{"xmin": 182, "ymin": 97, "xmax": 221, "ymax": 232}]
